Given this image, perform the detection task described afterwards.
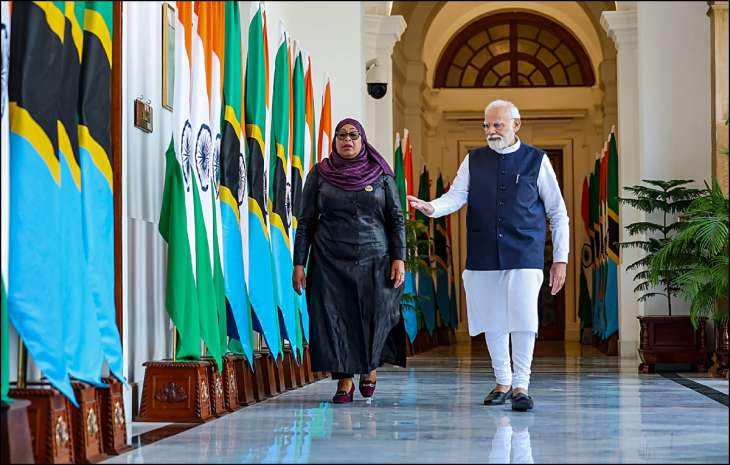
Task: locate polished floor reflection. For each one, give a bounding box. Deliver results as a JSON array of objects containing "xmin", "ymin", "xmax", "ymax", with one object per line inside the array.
[{"xmin": 105, "ymin": 341, "xmax": 729, "ymax": 464}]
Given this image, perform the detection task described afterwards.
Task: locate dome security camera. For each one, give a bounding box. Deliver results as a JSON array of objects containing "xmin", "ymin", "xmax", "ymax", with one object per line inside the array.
[{"xmin": 366, "ymin": 58, "xmax": 387, "ymax": 99}]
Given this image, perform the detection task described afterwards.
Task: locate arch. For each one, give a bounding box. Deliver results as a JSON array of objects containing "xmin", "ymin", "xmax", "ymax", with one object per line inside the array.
[
  {"xmin": 434, "ymin": 12, "xmax": 595, "ymax": 88},
  {"xmin": 419, "ymin": 1, "xmax": 607, "ymax": 88}
]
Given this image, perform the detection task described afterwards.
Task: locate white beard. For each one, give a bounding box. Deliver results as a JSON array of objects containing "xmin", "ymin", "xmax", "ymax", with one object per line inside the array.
[{"xmin": 487, "ymin": 137, "xmax": 508, "ymax": 151}]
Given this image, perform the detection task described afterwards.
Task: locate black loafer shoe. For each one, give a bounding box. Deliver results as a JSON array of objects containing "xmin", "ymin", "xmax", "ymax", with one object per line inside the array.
[
  {"xmin": 483, "ymin": 388, "xmax": 512, "ymax": 405},
  {"xmin": 511, "ymin": 392, "xmax": 534, "ymax": 411}
]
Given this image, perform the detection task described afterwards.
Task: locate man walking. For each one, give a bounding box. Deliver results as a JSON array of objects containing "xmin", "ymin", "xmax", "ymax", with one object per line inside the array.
[{"xmin": 407, "ymin": 99, "xmax": 569, "ymax": 411}]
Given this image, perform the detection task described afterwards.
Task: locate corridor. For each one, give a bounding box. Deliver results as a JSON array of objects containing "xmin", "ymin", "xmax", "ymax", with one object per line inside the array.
[{"xmin": 105, "ymin": 341, "xmax": 729, "ymax": 464}]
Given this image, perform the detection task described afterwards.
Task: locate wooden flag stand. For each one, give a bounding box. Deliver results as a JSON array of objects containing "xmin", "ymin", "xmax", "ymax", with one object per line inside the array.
[
  {"xmin": 9, "ymin": 383, "xmax": 75, "ymax": 464},
  {"xmin": 8, "ymin": 340, "xmax": 74, "ymax": 464},
  {"xmin": 69, "ymin": 382, "xmax": 106, "ymax": 464},
  {"xmin": 254, "ymin": 349, "xmax": 279, "ymax": 398},
  {"xmin": 282, "ymin": 346, "xmax": 298, "ymax": 390},
  {"xmin": 1, "ymin": 398, "xmax": 35, "ymax": 464},
  {"xmin": 96, "ymin": 377, "xmax": 130, "ymax": 455},
  {"xmin": 221, "ymin": 355, "xmax": 240, "ymax": 412},
  {"xmin": 137, "ymin": 328, "xmax": 218, "ymax": 423},
  {"xmin": 230, "ymin": 355, "xmax": 256, "ymax": 406},
  {"xmin": 136, "ymin": 359, "xmax": 213, "ymax": 423},
  {"xmin": 202, "ymin": 359, "xmax": 227, "ymax": 418}
]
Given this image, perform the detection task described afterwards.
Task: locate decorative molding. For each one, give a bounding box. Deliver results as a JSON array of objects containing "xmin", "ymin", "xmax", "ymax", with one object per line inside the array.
[
  {"xmin": 444, "ymin": 109, "xmax": 589, "ymax": 121},
  {"xmin": 600, "ymin": 10, "xmax": 638, "ymax": 48},
  {"xmin": 364, "ymin": 14, "xmax": 407, "ymax": 59}
]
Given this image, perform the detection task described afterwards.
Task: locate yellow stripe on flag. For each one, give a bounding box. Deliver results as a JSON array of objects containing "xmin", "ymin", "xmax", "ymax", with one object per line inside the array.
[
  {"xmin": 246, "ymin": 123, "xmax": 264, "ymax": 155},
  {"xmin": 65, "ymin": 2, "xmax": 84, "ymax": 61},
  {"xmin": 79, "ymin": 125, "xmax": 113, "ymax": 191},
  {"xmin": 10, "ymin": 102, "xmax": 60, "ymax": 186},
  {"xmin": 249, "ymin": 197, "xmax": 269, "ymax": 241},
  {"xmin": 292, "ymin": 155, "xmax": 303, "ymax": 178},
  {"xmin": 224, "ymin": 105, "xmax": 241, "ymax": 140},
  {"xmin": 34, "ymin": 1, "xmax": 65, "ymax": 43},
  {"xmin": 57, "ymin": 121, "xmax": 81, "ymax": 189},
  {"xmin": 269, "ymin": 212, "xmax": 290, "ymax": 249},
  {"xmin": 220, "ymin": 186, "xmax": 240, "ymax": 224},
  {"xmin": 83, "ymin": 8, "xmax": 112, "ymax": 65}
]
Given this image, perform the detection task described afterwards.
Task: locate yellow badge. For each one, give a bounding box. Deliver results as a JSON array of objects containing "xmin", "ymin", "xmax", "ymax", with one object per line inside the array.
[{"xmin": 364, "ymin": 185, "xmax": 373, "ymax": 192}]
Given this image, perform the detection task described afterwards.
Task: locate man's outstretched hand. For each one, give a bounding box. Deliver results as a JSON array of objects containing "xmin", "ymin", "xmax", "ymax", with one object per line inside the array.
[{"xmin": 407, "ymin": 195, "xmax": 434, "ymax": 216}]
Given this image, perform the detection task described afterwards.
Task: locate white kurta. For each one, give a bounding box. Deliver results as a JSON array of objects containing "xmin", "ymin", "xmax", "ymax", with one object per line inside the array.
[{"xmin": 428, "ymin": 139, "xmax": 569, "ymax": 336}]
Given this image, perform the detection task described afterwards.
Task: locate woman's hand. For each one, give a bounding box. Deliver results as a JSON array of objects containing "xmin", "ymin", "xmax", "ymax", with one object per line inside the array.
[
  {"xmin": 391, "ymin": 260, "xmax": 405, "ymax": 288},
  {"xmin": 293, "ymin": 265, "xmax": 306, "ymax": 295}
]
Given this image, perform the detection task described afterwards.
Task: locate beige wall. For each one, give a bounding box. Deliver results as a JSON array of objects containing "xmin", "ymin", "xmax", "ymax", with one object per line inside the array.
[{"xmin": 710, "ymin": 1, "xmax": 729, "ymax": 194}]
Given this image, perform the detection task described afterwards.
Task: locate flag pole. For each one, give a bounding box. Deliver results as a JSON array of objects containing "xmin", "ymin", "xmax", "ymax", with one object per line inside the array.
[
  {"xmin": 172, "ymin": 326, "xmax": 177, "ymax": 362},
  {"xmin": 16, "ymin": 335, "xmax": 27, "ymax": 389}
]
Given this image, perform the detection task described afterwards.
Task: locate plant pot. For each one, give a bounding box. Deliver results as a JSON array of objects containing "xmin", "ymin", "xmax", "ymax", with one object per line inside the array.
[
  {"xmin": 714, "ymin": 320, "xmax": 729, "ymax": 379},
  {"xmin": 637, "ymin": 315, "xmax": 708, "ymax": 373}
]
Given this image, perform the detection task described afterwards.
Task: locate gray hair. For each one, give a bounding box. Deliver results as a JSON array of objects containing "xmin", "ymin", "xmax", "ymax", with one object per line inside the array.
[{"xmin": 485, "ymin": 99, "xmax": 521, "ymax": 119}]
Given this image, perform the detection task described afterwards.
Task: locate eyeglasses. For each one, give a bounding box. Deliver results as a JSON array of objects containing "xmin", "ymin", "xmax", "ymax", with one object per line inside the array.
[
  {"xmin": 336, "ymin": 131, "xmax": 361, "ymax": 141},
  {"xmin": 482, "ymin": 121, "xmax": 509, "ymax": 130}
]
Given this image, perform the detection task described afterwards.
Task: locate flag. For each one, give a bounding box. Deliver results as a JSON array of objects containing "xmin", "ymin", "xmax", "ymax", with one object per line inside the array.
[
  {"xmin": 303, "ymin": 52, "xmax": 316, "ymax": 176},
  {"xmin": 394, "ymin": 133, "xmax": 406, "ymax": 212},
  {"xmin": 416, "ymin": 166, "xmax": 436, "ymax": 335},
  {"xmin": 433, "ymin": 173, "xmax": 451, "ymax": 328},
  {"xmin": 58, "ymin": 0, "xmax": 105, "ymax": 386},
  {"xmin": 158, "ymin": 1, "xmax": 203, "ymax": 363},
  {"xmin": 1, "ymin": 0, "xmax": 9, "ymax": 402},
  {"xmin": 403, "ymin": 129, "xmax": 414, "ymax": 217},
  {"xmin": 245, "ymin": 3, "xmax": 281, "ymax": 361},
  {"xmin": 219, "ymin": 1, "xmax": 254, "ymax": 363},
  {"xmin": 79, "ymin": 1, "xmax": 125, "ymax": 381},
  {"xmin": 317, "ymin": 76, "xmax": 331, "ymax": 162},
  {"xmin": 578, "ymin": 177, "xmax": 593, "ymax": 329},
  {"xmin": 8, "ymin": 1, "xmax": 76, "ymax": 402},
  {"xmin": 393, "ymin": 133, "xmax": 417, "ymax": 342},
  {"xmin": 291, "ymin": 42, "xmax": 308, "ymax": 351},
  {"xmin": 190, "ymin": 1, "xmax": 223, "ymax": 370},
  {"xmin": 605, "ymin": 131, "xmax": 619, "ymax": 338},
  {"xmin": 445, "ymin": 197, "xmax": 458, "ymax": 329},
  {"xmin": 269, "ymin": 21, "xmax": 297, "ymax": 357},
  {"xmin": 207, "ymin": 1, "xmax": 228, "ymax": 355}
]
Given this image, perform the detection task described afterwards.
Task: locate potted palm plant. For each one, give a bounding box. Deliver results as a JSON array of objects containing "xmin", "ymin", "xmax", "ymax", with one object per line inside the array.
[
  {"xmin": 618, "ymin": 180, "xmax": 706, "ymax": 373},
  {"xmin": 649, "ymin": 179, "xmax": 729, "ymax": 378},
  {"xmin": 402, "ymin": 216, "xmax": 434, "ymax": 354}
]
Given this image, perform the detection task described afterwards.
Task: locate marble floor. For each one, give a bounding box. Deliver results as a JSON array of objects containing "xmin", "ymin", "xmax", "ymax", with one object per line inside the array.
[{"xmin": 105, "ymin": 341, "xmax": 729, "ymax": 464}]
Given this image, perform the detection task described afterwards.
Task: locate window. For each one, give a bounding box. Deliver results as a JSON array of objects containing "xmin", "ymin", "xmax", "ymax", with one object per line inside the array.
[{"xmin": 434, "ymin": 12, "xmax": 595, "ymax": 88}]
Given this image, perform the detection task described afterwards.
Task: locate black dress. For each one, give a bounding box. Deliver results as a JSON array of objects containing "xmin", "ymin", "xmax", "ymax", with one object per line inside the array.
[{"xmin": 293, "ymin": 166, "xmax": 407, "ymax": 375}]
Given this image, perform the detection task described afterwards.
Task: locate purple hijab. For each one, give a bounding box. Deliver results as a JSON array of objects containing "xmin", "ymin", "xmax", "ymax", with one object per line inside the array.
[{"xmin": 317, "ymin": 118, "xmax": 394, "ymax": 191}]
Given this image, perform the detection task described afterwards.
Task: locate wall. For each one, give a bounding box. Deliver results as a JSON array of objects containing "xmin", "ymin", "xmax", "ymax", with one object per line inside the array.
[
  {"xmin": 265, "ymin": 1, "xmax": 366, "ymax": 143},
  {"xmin": 637, "ymin": 1, "xmax": 712, "ymax": 316}
]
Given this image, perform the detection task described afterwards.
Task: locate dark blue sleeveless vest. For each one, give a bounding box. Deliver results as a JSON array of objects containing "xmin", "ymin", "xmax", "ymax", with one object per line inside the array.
[{"xmin": 466, "ymin": 143, "xmax": 546, "ymax": 270}]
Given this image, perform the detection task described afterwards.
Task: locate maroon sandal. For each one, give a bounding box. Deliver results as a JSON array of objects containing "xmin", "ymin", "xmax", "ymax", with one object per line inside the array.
[
  {"xmin": 359, "ymin": 377, "xmax": 377, "ymax": 398},
  {"xmin": 332, "ymin": 383, "xmax": 355, "ymax": 403}
]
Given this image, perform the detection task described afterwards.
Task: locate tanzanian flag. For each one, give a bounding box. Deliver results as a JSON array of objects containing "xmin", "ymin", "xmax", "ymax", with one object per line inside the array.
[
  {"xmin": 8, "ymin": 1, "xmax": 76, "ymax": 402},
  {"xmin": 416, "ymin": 166, "xmax": 436, "ymax": 334},
  {"xmin": 393, "ymin": 133, "xmax": 417, "ymax": 342},
  {"xmin": 1, "ymin": 0, "xmax": 9, "ymax": 403},
  {"xmin": 605, "ymin": 130, "xmax": 619, "ymax": 338},
  {"xmin": 290, "ymin": 42, "xmax": 307, "ymax": 355},
  {"xmin": 219, "ymin": 1, "xmax": 254, "ymax": 364},
  {"xmin": 78, "ymin": 2, "xmax": 125, "ymax": 381},
  {"xmin": 245, "ymin": 3, "xmax": 280, "ymax": 360},
  {"xmin": 60, "ymin": 0, "xmax": 106, "ymax": 386},
  {"xmin": 433, "ymin": 174, "xmax": 450, "ymax": 328},
  {"xmin": 269, "ymin": 23, "xmax": 298, "ymax": 357}
]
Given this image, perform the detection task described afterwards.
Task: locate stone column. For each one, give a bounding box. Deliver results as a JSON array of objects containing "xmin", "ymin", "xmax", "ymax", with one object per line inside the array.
[
  {"xmin": 601, "ymin": 8, "xmax": 642, "ymax": 359},
  {"xmin": 709, "ymin": 1, "xmax": 729, "ymax": 194},
  {"xmin": 363, "ymin": 14, "xmax": 407, "ymax": 165}
]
